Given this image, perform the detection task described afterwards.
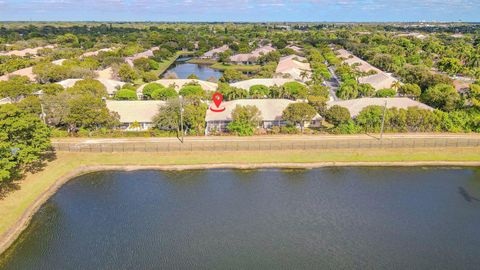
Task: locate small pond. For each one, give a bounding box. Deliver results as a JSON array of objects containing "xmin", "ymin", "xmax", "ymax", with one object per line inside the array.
[{"xmin": 163, "ymin": 57, "xmax": 223, "ymax": 80}]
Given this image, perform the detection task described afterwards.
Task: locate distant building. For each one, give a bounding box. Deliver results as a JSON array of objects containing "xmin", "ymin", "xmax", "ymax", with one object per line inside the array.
[
  {"xmin": 337, "ymin": 49, "xmax": 401, "ymax": 90},
  {"xmin": 56, "ymin": 78, "xmax": 125, "ymax": 98},
  {"xmin": 358, "ymin": 72, "xmax": 400, "ymax": 91},
  {"xmin": 229, "ymin": 45, "xmax": 276, "ymax": 65},
  {"xmin": 0, "ymin": 97, "xmax": 12, "ymax": 105},
  {"xmin": 337, "ymin": 49, "xmax": 381, "ymax": 73},
  {"xmin": 136, "ymin": 79, "xmax": 218, "ymax": 98},
  {"xmin": 327, "ymin": 97, "xmax": 433, "ymax": 118},
  {"xmin": 230, "ymin": 78, "xmax": 296, "ymax": 91},
  {"xmin": 394, "ymin": 32, "xmax": 428, "ymax": 40},
  {"xmin": 81, "ymin": 48, "xmax": 114, "ymax": 58},
  {"xmin": 106, "ymin": 100, "xmax": 165, "ymax": 130},
  {"xmin": 275, "ymin": 55, "xmax": 311, "ymax": 82},
  {"xmin": 0, "ymin": 45, "xmax": 55, "ymax": 57},
  {"xmin": 205, "ymin": 99, "xmax": 321, "ymax": 134},
  {"xmin": 0, "ymin": 67, "xmax": 35, "ymax": 82},
  {"xmin": 125, "ymin": 47, "xmax": 159, "ymax": 67},
  {"xmin": 286, "ymin": 45, "xmax": 303, "ymax": 53},
  {"xmin": 201, "ymin": 45, "xmax": 229, "ymax": 59}
]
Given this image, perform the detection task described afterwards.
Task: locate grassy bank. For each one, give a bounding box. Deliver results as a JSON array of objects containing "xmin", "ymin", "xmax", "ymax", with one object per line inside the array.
[
  {"xmin": 210, "ymin": 62, "xmax": 261, "ymax": 72},
  {"xmin": 1, "ymin": 147, "xmax": 480, "ymax": 254},
  {"xmin": 186, "ymin": 58, "xmax": 217, "ymax": 65},
  {"xmin": 155, "ymin": 51, "xmax": 190, "ymax": 75}
]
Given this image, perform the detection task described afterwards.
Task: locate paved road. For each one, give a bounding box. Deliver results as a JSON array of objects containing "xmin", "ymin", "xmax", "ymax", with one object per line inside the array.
[{"xmin": 326, "ymin": 65, "xmax": 340, "ymax": 101}]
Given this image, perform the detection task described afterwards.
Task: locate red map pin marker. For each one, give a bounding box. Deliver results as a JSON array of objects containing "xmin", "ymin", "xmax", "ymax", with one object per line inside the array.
[
  {"xmin": 212, "ymin": 92, "xmax": 223, "ymax": 107},
  {"xmin": 210, "ymin": 92, "xmax": 225, "ymax": 112}
]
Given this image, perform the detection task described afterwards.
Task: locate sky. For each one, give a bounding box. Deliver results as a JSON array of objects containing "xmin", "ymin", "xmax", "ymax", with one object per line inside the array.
[{"xmin": 0, "ymin": 0, "xmax": 479, "ymax": 22}]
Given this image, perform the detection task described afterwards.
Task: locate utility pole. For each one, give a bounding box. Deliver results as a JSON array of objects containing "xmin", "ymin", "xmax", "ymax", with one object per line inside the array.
[
  {"xmin": 179, "ymin": 95, "xmax": 184, "ymax": 144},
  {"xmin": 380, "ymin": 100, "xmax": 387, "ymax": 140},
  {"xmin": 40, "ymin": 103, "xmax": 46, "ymax": 124}
]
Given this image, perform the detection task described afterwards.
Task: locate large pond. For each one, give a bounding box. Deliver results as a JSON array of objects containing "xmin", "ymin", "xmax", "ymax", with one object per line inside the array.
[
  {"xmin": 163, "ymin": 57, "xmax": 223, "ymax": 80},
  {"xmin": 1, "ymin": 168, "xmax": 480, "ymax": 269}
]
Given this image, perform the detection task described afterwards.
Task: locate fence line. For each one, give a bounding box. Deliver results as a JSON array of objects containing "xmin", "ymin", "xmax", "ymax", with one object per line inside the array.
[{"xmin": 52, "ymin": 137, "xmax": 480, "ymax": 153}]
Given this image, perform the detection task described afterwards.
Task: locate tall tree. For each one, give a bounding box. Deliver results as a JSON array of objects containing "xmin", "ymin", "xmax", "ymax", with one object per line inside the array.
[{"xmin": 0, "ymin": 104, "xmax": 51, "ymax": 183}]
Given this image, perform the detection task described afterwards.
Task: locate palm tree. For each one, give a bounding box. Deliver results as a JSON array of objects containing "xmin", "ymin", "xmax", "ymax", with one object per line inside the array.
[
  {"xmin": 300, "ymin": 70, "xmax": 309, "ymax": 82},
  {"xmin": 467, "ymin": 51, "xmax": 480, "ymax": 68},
  {"xmin": 391, "ymin": 81, "xmax": 401, "ymax": 91}
]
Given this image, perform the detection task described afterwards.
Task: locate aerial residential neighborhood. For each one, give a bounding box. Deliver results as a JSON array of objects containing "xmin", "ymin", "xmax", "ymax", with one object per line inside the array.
[{"xmin": 1, "ymin": 1, "xmax": 480, "ymax": 269}]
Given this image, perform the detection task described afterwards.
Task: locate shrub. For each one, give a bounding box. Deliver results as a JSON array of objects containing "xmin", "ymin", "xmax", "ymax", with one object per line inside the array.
[
  {"xmin": 375, "ymin": 88, "xmax": 397, "ymax": 97},
  {"xmin": 249, "ymin": 84, "xmax": 269, "ymax": 98},
  {"xmin": 151, "ymin": 87, "xmax": 178, "ymax": 100},
  {"xmin": 114, "ymin": 89, "xmax": 137, "ymax": 100},
  {"xmin": 179, "ymin": 85, "xmax": 205, "ymax": 97},
  {"xmin": 325, "ymin": 105, "xmax": 351, "ymax": 126},
  {"xmin": 142, "ymin": 83, "xmax": 164, "ymax": 99}
]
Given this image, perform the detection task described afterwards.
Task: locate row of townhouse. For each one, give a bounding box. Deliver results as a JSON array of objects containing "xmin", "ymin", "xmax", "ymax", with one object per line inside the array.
[
  {"xmin": 105, "ymin": 96, "xmax": 432, "ymax": 133},
  {"xmin": 336, "ymin": 49, "xmax": 400, "ymax": 91}
]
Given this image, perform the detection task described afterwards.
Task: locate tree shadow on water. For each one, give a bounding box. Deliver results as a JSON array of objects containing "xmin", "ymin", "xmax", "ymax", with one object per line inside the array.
[{"xmin": 458, "ymin": 186, "xmax": 480, "ymax": 203}]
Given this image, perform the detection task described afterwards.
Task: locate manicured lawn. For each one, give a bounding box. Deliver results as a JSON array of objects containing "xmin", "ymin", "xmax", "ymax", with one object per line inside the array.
[
  {"xmin": 186, "ymin": 58, "xmax": 217, "ymax": 65},
  {"xmin": 1, "ymin": 147, "xmax": 480, "ymax": 248},
  {"xmin": 210, "ymin": 62, "xmax": 261, "ymax": 72},
  {"xmin": 154, "ymin": 51, "xmax": 186, "ymax": 75}
]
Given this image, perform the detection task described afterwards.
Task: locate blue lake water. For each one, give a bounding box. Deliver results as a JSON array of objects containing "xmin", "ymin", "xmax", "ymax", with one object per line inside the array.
[
  {"xmin": 1, "ymin": 167, "xmax": 480, "ymax": 269},
  {"xmin": 163, "ymin": 57, "xmax": 223, "ymax": 80}
]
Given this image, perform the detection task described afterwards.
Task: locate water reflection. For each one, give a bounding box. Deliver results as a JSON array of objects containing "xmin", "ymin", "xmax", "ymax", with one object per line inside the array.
[
  {"xmin": 2, "ymin": 168, "xmax": 480, "ymax": 270},
  {"xmin": 163, "ymin": 58, "xmax": 223, "ymax": 80}
]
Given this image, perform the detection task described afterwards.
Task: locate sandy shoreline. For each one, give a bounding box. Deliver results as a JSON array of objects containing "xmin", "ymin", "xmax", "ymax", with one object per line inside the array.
[{"xmin": 1, "ymin": 160, "xmax": 480, "ymax": 255}]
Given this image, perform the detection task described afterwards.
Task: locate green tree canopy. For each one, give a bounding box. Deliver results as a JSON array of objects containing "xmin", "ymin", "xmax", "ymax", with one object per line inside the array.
[
  {"xmin": 358, "ymin": 83, "xmax": 375, "ymax": 97},
  {"xmin": 282, "ymin": 102, "xmax": 317, "ymax": 132},
  {"xmin": 67, "ymin": 79, "xmax": 108, "ymax": 98},
  {"xmin": 375, "ymin": 88, "xmax": 397, "ymax": 98},
  {"xmin": 421, "ymin": 83, "xmax": 461, "ymax": 112},
  {"xmin": 249, "ymin": 85, "xmax": 269, "ymax": 98},
  {"xmin": 151, "ymin": 87, "xmax": 178, "ymax": 100},
  {"xmin": 325, "ymin": 105, "xmax": 351, "ymax": 126},
  {"xmin": 398, "ymin": 83, "xmax": 421, "ymax": 98},
  {"xmin": 0, "ymin": 75, "xmax": 33, "ymax": 100},
  {"xmin": 117, "ymin": 63, "xmax": 139, "ymax": 82},
  {"xmin": 142, "ymin": 82, "xmax": 163, "ymax": 99},
  {"xmin": 355, "ymin": 105, "xmax": 385, "ymax": 132},
  {"xmin": 114, "ymin": 89, "xmax": 137, "ymax": 100},
  {"xmin": 227, "ymin": 105, "xmax": 262, "ymax": 136},
  {"xmin": 179, "ymin": 85, "xmax": 206, "ymax": 98},
  {"xmin": 0, "ymin": 104, "xmax": 51, "ymax": 183},
  {"xmin": 283, "ymin": 82, "xmax": 308, "ymax": 100},
  {"xmin": 218, "ymin": 83, "xmax": 248, "ymax": 101},
  {"xmin": 65, "ymin": 94, "xmax": 119, "ymax": 132},
  {"xmin": 337, "ymin": 80, "xmax": 359, "ymax": 100}
]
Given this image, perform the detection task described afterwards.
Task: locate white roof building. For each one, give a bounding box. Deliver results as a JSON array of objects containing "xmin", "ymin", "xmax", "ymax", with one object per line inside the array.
[
  {"xmin": 205, "ymin": 99, "xmax": 321, "ymax": 134},
  {"xmin": 0, "ymin": 45, "xmax": 55, "ymax": 57},
  {"xmin": 0, "ymin": 97, "xmax": 12, "ymax": 105},
  {"xmin": 337, "ymin": 49, "xmax": 381, "ymax": 73},
  {"xmin": 286, "ymin": 45, "xmax": 303, "ymax": 53},
  {"xmin": 230, "ymin": 45, "xmax": 276, "ymax": 64},
  {"xmin": 327, "ymin": 97, "xmax": 433, "ymax": 118},
  {"xmin": 137, "ymin": 79, "xmax": 218, "ymax": 94},
  {"xmin": 230, "ymin": 78, "xmax": 296, "ymax": 91},
  {"xmin": 202, "ymin": 45, "xmax": 229, "ymax": 59},
  {"xmin": 0, "ymin": 67, "xmax": 35, "ymax": 82},
  {"xmin": 81, "ymin": 48, "xmax": 114, "ymax": 58},
  {"xmin": 56, "ymin": 78, "xmax": 125, "ymax": 96},
  {"xmin": 106, "ymin": 100, "xmax": 165, "ymax": 130},
  {"xmin": 125, "ymin": 47, "xmax": 159, "ymax": 66},
  {"xmin": 358, "ymin": 72, "xmax": 400, "ymax": 90},
  {"xmin": 275, "ymin": 55, "xmax": 311, "ymax": 81}
]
